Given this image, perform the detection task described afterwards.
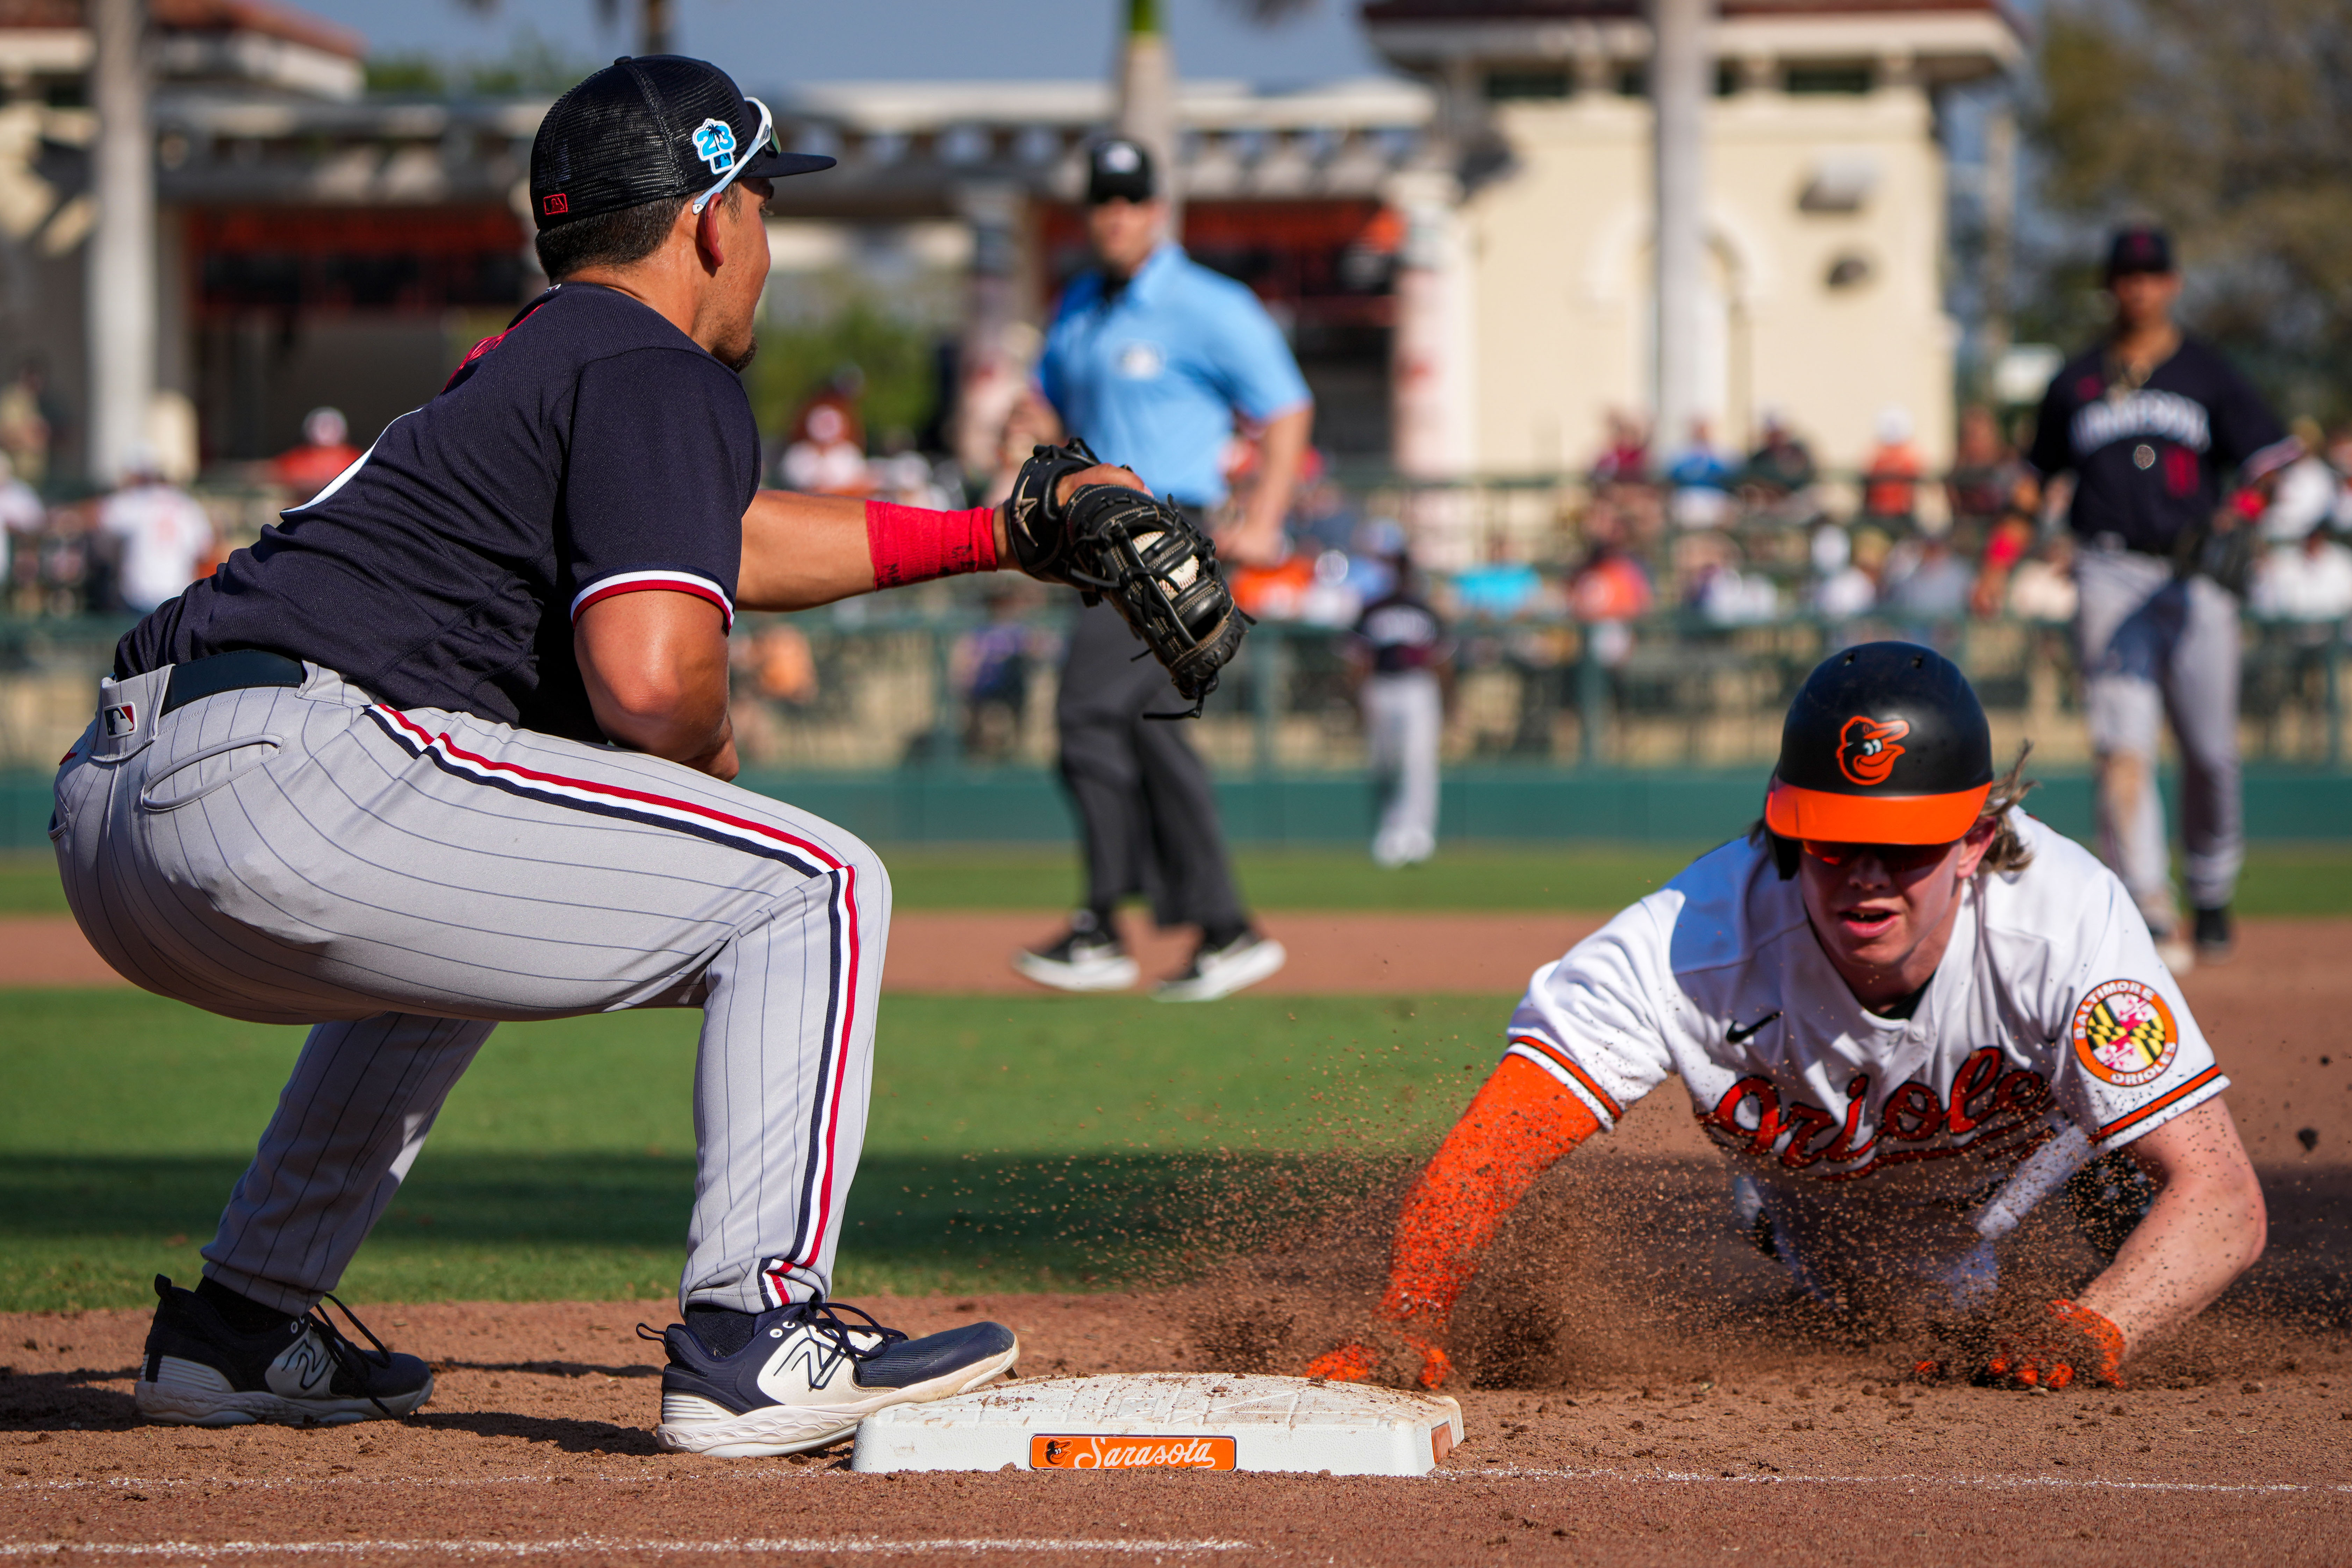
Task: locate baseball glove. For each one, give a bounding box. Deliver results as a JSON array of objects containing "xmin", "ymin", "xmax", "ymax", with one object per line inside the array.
[{"xmin": 1004, "ymin": 439, "xmax": 1252, "ymax": 717}]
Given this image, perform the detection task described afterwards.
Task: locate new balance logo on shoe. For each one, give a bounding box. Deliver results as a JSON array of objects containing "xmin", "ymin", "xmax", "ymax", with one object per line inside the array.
[{"xmin": 268, "ymin": 1331, "xmax": 336, "ymax": 1397}]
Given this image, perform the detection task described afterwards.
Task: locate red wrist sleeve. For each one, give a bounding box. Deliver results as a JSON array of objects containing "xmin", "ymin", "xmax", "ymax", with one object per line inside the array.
[
  {"xmin": 1379, "ymin": 1053, "xmax": 1601, "ymax": 1325},
  {"xmin": 866, "ymin": 501, "xmax": 998, "ymax": 589}
]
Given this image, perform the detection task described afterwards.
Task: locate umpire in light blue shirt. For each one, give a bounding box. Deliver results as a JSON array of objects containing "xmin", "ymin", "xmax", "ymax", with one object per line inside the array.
[{"xmin": 1012, "ymin": 137, "xmax": 1314, "ymax": 1002}]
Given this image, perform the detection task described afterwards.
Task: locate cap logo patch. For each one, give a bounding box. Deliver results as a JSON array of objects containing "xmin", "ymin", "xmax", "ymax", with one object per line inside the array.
[
  {"xmin": 692, "ymin": 117, "xmax": 739, "ymax": 176},
  {"xmin": 1835, "ymin": 715, "xmax": 1908, "ymax": 786},
  {"xmin": 2071, "ymin": 978, "xmax": 2178, "ymax": 1087},
  {"xmin": 541, "ymin": 192, "xmax": 568, "ymax": 216},
  {"xmin": 1100, "ymin": 141, "xmax": 1142, "ymax": 173}
]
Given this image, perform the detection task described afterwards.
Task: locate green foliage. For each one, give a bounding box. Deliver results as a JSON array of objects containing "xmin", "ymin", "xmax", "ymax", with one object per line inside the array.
[
  {"xmin": 0, "ymin": 991, "xmax": 1502, "ymax": 1309},
  {"xmin": 2031, "ymin": 0, "xmax": 2352, "ymax": 417},
  {"xmin": 362, "ymin": 28, "xmax": 598, "ymax": 100},
  {"xmin": 749, "ymin": 302, "xmax": 941, "ymax": 449}
]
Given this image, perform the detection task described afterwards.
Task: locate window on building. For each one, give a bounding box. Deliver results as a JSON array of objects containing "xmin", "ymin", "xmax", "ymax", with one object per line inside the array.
[
  {"xmin": 1784, "ymin": 65, "xmax": 1874, "ymax": 94},
  {"xmin": 1486, "ymin": 70, "xmax": 1572, "ymax": 101}
]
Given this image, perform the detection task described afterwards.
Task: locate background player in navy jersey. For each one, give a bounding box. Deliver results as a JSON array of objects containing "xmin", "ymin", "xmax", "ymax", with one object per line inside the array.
[
  {"xmin": 1348, "ymin": 532, "xmax": 1452, "ymax": 868},
  {"xmin": 54, "ymin": 57, "xmax": 1144, "ymax": 1457},
  {"xmin": 1974, "ymin": 227, "xmax": 2299, "ymax": 971}
]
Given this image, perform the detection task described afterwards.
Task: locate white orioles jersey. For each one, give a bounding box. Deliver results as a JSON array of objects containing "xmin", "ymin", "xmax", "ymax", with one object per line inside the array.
[{"xmin": 1505, "ymin": 812, "xmax": 2225, "ymax": 1306}]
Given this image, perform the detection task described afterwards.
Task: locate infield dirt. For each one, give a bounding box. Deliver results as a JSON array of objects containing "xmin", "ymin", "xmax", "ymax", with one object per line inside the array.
[{"xmin": 2, "ymin": 918, "xmax": 2347, "ymax": 1563}]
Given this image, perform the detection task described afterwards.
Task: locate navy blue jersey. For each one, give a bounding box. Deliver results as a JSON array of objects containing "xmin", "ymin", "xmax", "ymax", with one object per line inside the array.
[
  {"xmin": 117, "ymin": 283, "xmax": 754, "ymax": 744},
  {"xmin": 2027, "ymin": 336, "xmax": 2294, "ymax": 555},
  {"xmin": 1353, "ymin": 590, "xmax": 1449, "ymax": 676}
]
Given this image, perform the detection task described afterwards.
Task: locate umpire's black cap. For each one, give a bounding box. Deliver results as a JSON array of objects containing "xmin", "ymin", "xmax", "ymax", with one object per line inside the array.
[
  {"xmin": 530, "ymin": 56, "xmax": 834, "ymax": 231},
  {"xmin": 1086, "ymin": 138, "xmax": 1157, "ymax": 205},
  {"xmin": 1764, "ymin": 642, "xmax": 1995, "ymax": 844},
  {"xmin": 2104, "ymin": 225, "xmax": 2174, "ymax": 281}
]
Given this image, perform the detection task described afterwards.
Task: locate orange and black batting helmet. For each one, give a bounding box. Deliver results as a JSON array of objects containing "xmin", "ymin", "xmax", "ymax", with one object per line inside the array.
[{"xmin": 1764, "ymin": 642, "xmax": 1994, "ymax": 845}]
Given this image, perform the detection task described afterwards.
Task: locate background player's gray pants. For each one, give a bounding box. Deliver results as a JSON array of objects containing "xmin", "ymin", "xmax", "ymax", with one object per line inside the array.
[
  {"xmin": 2073, "ymin": 543, "xmax": 2243, "ymax": 920},
  {"xmin": 1364, "ymin": 670, "xmax": 1441, "ymax": 865},
  {"xmin": 51, "ymin": 663, "xmax": 888, "ymax": 1317},
  {"xmin": 1054, "ymin": 596, "xmax": 1245, "ymax": 932}
]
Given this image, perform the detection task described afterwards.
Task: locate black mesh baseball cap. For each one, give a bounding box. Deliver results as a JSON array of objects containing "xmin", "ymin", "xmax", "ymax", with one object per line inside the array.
[
  {"xmin": 2105, "ymin": 225, "xmax": 2174, "ymax": 281},
  {"xmin": 530, "ymin": 55, "xmax": 834, "ymax": 231},
  {"xmin": 1086, "ymin": 138, "xmax": 1157, "ymax": 205}
]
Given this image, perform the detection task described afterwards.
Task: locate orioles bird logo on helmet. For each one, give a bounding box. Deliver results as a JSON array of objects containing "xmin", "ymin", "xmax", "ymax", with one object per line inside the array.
[{"xmin": 1836, "ymin": 715, "xmax": 1909, "ymax": 786}]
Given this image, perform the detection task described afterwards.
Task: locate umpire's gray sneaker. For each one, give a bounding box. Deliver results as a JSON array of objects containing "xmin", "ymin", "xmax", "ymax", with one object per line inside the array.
[
  {"xmin": 1153, "ymin": 930, "xmax": 1287, "ymax": 1002},
  {"xmin": 136, "ymin": 1275, "xmax": 433, "ymax": 1427},
  {"xmin": 651, "ymin": 1298, "xmax": 1017, "ymax": 1457},
  {"xmin": 1014, "ymin": 914, "xmax": 1138, "ymax": 993}
]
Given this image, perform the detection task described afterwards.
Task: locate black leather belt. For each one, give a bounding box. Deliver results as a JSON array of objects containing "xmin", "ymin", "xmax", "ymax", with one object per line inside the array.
[{"xmin": 160, "ymin": 650, "xmax": 306, "ymax": 717}]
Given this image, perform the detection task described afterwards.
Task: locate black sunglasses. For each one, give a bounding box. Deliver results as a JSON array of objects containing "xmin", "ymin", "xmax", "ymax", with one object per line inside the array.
[{"xmin": 1800, "ymin": 839, "xmax": 1958, "ymax": 875}]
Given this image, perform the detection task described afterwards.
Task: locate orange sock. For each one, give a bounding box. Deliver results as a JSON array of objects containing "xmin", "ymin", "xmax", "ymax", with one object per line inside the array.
[{"xmin": 1380, "ymin": 1053, "xmax": 1601, "ymax": 1325}]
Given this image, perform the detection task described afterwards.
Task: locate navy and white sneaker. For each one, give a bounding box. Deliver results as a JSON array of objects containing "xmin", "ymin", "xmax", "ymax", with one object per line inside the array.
[
  {"xmin": 135, "ymin": 1275, "xmax": 434, "ymax": 1427},
  {"xmin": 650, "ymin": 1297, "xmax": 1018, "ymax": 1457}
]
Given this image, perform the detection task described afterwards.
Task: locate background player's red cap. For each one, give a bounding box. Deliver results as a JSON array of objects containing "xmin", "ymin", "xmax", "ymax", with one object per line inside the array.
[
  {"xmin": 1764, "ymin": 642, "xmax": 1995, "ymax": 844},
  {"xmin": 530, "ymin": 56, "xmax": 834, "ymax": 231}
]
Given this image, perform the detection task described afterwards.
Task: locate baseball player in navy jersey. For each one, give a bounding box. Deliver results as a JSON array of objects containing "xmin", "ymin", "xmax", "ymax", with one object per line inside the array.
[
  {"xmin": 1310, "ymin": 643, "xmax": 2266, "ymax": 1392},
  {"xmin": 52, "ymin": 58, "xmax": 1149, "ymax": 1456},
  {"xmin": 1974, "ymin": 227, "xmax": 2298, "ymax": 971}
]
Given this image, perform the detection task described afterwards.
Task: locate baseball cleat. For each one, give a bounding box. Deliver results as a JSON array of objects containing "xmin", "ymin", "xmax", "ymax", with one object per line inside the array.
[
  {"xmin": 135, "ymin": 1275, "xmax": 433, "ymax": 1427},
  {"xmin": 650, "ymin": 1297, "xmax": 1018, "ymax": 1458},
  {"xmin": 2192, "ymin": 904, "xmax": 2233, "ymax": 963},
  {"xmin": 1153, "ymin": 930, "xmax": 1286, "ymax": 1002},
  {"xmin": 1014, "ymin": 921, "xmax": 1139, "ymax": 993}
]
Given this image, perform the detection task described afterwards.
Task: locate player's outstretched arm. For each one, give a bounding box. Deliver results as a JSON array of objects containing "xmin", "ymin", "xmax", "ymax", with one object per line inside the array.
[
  {"xmin": 736, "ymin": 467, "xmax": 1149, "ymax": 613},
  {"xmin": 1308, "ymin": 1054, "xmax": 1601, "ymax": 1389},
  {"xmin": 1981, "ymin": 1097, "xmax": 2265, "ymax": 1390},
  {"xmin": 2074, "ymin": 1097, "xmax": 2266, "ymax": 1350}
]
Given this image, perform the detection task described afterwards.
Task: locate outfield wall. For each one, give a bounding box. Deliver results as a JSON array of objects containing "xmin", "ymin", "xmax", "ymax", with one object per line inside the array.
[{"xmin": 7, "ymin": 766, "xmax": 2350, "ymax": 851}]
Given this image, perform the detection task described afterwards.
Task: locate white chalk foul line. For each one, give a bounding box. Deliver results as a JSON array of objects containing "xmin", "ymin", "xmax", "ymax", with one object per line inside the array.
[
  {"xmin": 1447, "ymin": 1463, "xmax": 2352, "ymax": 1496},
  {"xmin": 0, "ymin": 1541, "xmax": 1257, "ymax": 1560}
]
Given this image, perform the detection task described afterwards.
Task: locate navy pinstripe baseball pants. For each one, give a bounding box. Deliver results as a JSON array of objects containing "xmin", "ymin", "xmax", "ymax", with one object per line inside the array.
[{"xmin": 51, "ymin": 662, "xmax": 888, "ymax": 1317}]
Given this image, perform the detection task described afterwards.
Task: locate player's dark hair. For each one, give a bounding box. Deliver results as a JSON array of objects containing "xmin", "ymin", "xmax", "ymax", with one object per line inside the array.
[{"xmin": 533, "ymin": 186, "xmax": 739, "ymax": 280}]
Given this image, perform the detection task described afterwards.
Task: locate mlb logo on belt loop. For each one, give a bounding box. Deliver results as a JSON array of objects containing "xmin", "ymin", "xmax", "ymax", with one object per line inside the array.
[{"xmin": 1029, "ymin": 1433, "xmax": 1236, "ymax": 1470}]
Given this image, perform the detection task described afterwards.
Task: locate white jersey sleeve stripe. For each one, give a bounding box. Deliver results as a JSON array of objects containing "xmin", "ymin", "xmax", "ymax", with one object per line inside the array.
[
  {"xmin": 570, "ymin": 569, "xmax": 736, "ymax": 630},
  {"xmin": 1506, "ymin": 1035, "xmax": 1625, "ymax": 1122},
  {"xmin": 2095, "ymin": 1063, "xmax": 2226, "ymax": 1145}
]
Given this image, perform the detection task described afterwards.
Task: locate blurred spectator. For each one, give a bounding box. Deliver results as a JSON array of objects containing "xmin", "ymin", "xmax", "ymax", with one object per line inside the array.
[
  {"xmin": 2260, "ymin": 417, "xmax": 2338, "ymax": 543},
  {"xmin": 1679, "ymin": 531, "xmax": 1779, "ymax": 624},
  {"xmin": 781, "ymin": 397, "xmax": 870, "ymax": 495},
  {"xmin": 1665, "ymin": 416, "xmax": 1736, "ymax": 528},
  {"xmin": 2250, "ymin": 529, "xmax": 2352, "ymax": 622},
  {"xmin": 1451, "ymin": 557, "xmax": 1542, "ymax": 620},
  {"xmin": 2330, "ymin": 425, "xmax": 2352, "ymax": 531},
  {"xmin": 98, "ymin": 449, "xmax": 215, "ymax": 614},
  {"xmin": 1589, "ymin": 409, "xmax": 1650, "ymax": 486},
  {"xmin": 744, "ymin": 622, "xmax": 819, "ymax": 707},
  {"xmin": 952, "ymin": 587, "xmax": 1042, "ymax": 760},
  {"xmin": 2007, "ymin": 532, "xmax": 2080, "ymax": 623},
  {"xmin": 1290, "ymin": 452, "xmax": 1361, "ymax": 556},
  {"xmin": 1230, "ymin": 546, "xmax": 1317, "ymax": 621},
  {"xmin": 0, "ymin": 359, "xmax": 54, "ymax": 485},
  {"xmin": 1349, "ymin": 547, "xmax": 1453, "ymax": 869},
  {"xmin": 872, "ymin": 447, "xmax": 955, "ymax": 509},
  {"xmin": 1744, "ymin": 409, "xmax": 1818, "ymax": 494},
  {"xmin": 1568, "ymin": 504, "xmax": 1654, "ymax": 668},
  {"xmin": 270, "ymin": 407, "xmax": 363, "ymax": 504},
  {"xmin": 1810, "ymin": 523, "xmax": 1879, "ymax": 621},
  {"xmin": 1946, "ymin": 404, "xmax": 2028, "ymax": 544},
  {"xmin": 1862, "ymin": 406, "xmax": 1924, "ymax": 527},
  {"xmin": 0, "ymin": 452, "xmax": 41, "ymax": 597},
  {"xmin": 1883, "ymin": 533, "xmax": 1975, "ymax": 621}
]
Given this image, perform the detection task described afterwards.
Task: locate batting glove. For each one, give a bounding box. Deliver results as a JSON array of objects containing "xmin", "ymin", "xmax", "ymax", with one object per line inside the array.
[{"xmin": 1981, "ymin": 1299, "xmax": 2127, "ymax": 1389}]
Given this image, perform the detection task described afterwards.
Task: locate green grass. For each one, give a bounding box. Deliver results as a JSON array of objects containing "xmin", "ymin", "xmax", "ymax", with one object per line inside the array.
[
  {"xmin": 0, "ymin": 990, "xmax": 1507, "ymax": 1312},
  {"xmin": 15, "ymin": 842, "xmax": 2352, "ymax": 917}
]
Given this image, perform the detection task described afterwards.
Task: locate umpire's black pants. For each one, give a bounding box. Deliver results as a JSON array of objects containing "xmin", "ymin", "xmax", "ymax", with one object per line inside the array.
[{"xmin": 1056, "ymin": 594, "xmax": 1247, "ymax": 933}]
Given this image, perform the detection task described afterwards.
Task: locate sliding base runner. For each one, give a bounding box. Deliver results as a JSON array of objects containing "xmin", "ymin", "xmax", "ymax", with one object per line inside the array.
[{"xmin": 849, "ymin": 1374, "xmax": 1462, "ymax": 1476}]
